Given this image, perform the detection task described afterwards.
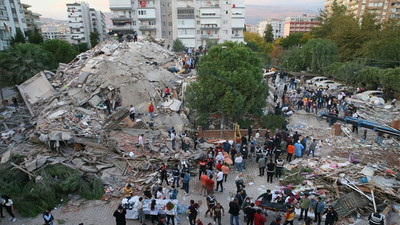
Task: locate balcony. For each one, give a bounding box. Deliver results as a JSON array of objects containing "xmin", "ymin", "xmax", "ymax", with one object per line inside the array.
[
  {"xmin": 111, "ymin": 16, "xmax": 132, "ymax": 21},
  {"xmin": 200, "ymin": 3, "xmax": 220, "ymax": 8},
  {"xmin": 232, "ymin": 33, "xmax": 243, "ymax": 38},
  {"xmin": 201, "ymin": 34, "xmax": 219, "ymax": 39},
  {"xmin": 139, "ymin": 25, "xmax": 156, "ymax": 30},
  {"xmin": 112, "ymin": 24, "xmax": 134, "ymax": 30},
  {"xmin": 200, "ymin": 24, "xmax": 220, "ymax": 29}
]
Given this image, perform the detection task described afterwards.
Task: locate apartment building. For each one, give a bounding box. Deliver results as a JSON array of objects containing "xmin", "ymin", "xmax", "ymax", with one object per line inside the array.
[
  {"xmin": 90, "ymin": 8, "xmax": 107, "ymax": 42},
  {"xmin": 42, "ymin": 26, "xmax": 71, "ymax": 42},
  {"xmin": 20, "ymin": 3, "xmax": 41, "ymax": 32},
  {"xmin": 0, "ymin": 0, "xmax": 28, "ymax": 50},
  {"xmin": 109, "ymin": 0, "xmax": 162, "ymax": 38},
  {"xmin": 257, "ymin": 18, "xmax": 284, "ymax": 40},
  {"xmin": 109, "ymin": 0, "xmax": 245, "ymax": 48},
  {"xmin": 283, "ymin": 15, "xmax": 319, "ymax": 37},
  {"xmin": 171, "ymin": 0, "xmax": 245, "ymax": 48},
  {"xmin": 325, "ymin": 0, "xmax": 400, "ymax": 21},
  {"xmin": 66, "ymin": 2, "xmax": 106, "ymax": 47}
]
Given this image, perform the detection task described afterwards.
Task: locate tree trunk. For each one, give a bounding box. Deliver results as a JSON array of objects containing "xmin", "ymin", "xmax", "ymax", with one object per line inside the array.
[{"xmin": 220, "ymin": 114, "xmax": 224, "ymax": 139}]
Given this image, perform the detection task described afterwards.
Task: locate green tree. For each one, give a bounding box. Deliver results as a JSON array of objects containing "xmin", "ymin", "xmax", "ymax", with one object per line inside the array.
[
  {"xmin": 280, "ymin": 33, "xmax": 304, "ymax": 49},
  {"xmin": 41, "ymin": 39, "xmax": 79, "ymax": 64},
  {"xmin": 73, "ymin": 43, "xmax": 89, "ymax": 53},
  {"xmin": 0, "ymin": 44, "xmax": 56, "ymax": 84},
  {"xmin": 355, "ymin": 66, "xmax": 382, "ymax": 90},
  {"xmin": 89, "ymin": 31, "xmax": 100, "ymax": 47},
  {"xmin": 380, "ymin": 67, "xmax": 400, "ymax": 96},
  {"xmin": 300, "ymin": 38, "xmax": 339, "ymax": 73},
  {"xmin": 27, "ymin": 27, "xmax": 43, "ymax": 44},
  {"xmin": 172, "ymin": 39, "xmax": 185, "ymax": 52},
  {"xmin": 186, "ymin": 42, "xmax": 268, "ymax": 132},
  {"xmin": 264, "ymin": 24, "xmax": 274, "ymax": 43},
  {"xmin": 10, "ymin": 29, "xmax": 25, "ymax": 45}
]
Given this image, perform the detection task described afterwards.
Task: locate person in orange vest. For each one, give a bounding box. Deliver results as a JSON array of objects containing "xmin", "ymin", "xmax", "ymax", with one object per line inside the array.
[
  {"xmin": 148, "ymin": 102, "xmax": 154, "ymax": 120},
  {"xmin": 284, "ymin": 205, "xmax": 295, "ymax": 225},
  {"xmin": 286, "ymin": 143, "xmax": 295, "ymax": 162}
]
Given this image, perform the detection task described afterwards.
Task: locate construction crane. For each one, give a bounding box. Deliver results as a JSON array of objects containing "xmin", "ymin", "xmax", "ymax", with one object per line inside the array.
[{"xmin": 321, "ymin": 113, "xmax": 400, "ymax": 138}]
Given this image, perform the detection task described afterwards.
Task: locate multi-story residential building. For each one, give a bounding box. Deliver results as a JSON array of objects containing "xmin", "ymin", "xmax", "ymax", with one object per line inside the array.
[
  {"xmin": 109, "ymin": 0, "xmax": 162, "ymax": 38},
  {"xmin": 257, "ymin": 18, "xmax": 284, "ymax": 40},
  {"xmin": 90, "ymin": 8, "xmax": 107, "ymax": 42},
  {"xmin": 171, "ymin": 0, "xmax": 245, "ymax": 48},
  {"xmin": 20, "ymin": 3, "xmax": 41, "ymax": 32},
  {"xmin": 325, "ymin": 0, "xmax": 400, "ymax": 22},
  {"xmin": 283, "ymin": 15, "xmax": 319, "ymax": 37},
  {"xmin": 42, "ymin": 26, "xmax": 71, "ymax": 42},
  {"xmin": 109, "ymin": 0, "xmax": 245, "ymax": 47},
  {"xmin": 66, "ymin": 2, "xmax": 106, "ymax": 47},
  {"xmin": 0, "ymin": 0, "xmax": 28, "ymax": 50},
  {"xmin": 245, "ymin": 24, "xmax": 257, "ymax": 33}
]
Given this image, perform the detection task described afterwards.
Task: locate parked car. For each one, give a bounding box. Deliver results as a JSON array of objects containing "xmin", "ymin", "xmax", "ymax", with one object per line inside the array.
[
  {"xmin": 314, "ymin": 80, "xmax": 342, "ymax": 89},
  {"xmin": 306, "ymin": 76, "xmax": 328, "ymax": 85}
]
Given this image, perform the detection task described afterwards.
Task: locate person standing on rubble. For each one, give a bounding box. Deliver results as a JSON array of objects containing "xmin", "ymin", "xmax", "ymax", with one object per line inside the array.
[
  {"xmin": 104, "ymin": 98, "xmax": 111, "ymax": 114},
  {"xmin": 138, "ymin": 134, "xmax": 144, "ymax": 153},
  {"xmin": 294, "ymin": 140, "xmax": 304, "ymax": 159},
  {"xmin": 286, "ymin": 143, "xmax": 294, "ymax": 162},
  {"xmin": 171, "ymin": 131, "xmax": 176, "ymax": 150},
  {"xmin": 308, "ymin": 139, "xmax": 317, "ymax": 158},
  {"xmin": 133, "ymin": 31, "xmax": 138, "ymax": 42},
  {"xmin": 159, "ymin": 163, "xmax": 169, "ymax": 186},
  {"xmin": 172, "ymin": 165, "xmax": 180, "ymax": 187},
  {"xmin": 2, "ymin": 196, "xmax": 16, "ymax": 222},
  {"xmin": 43, "ymin": 209, "xmax": 54, "ymax": 225},
  {"xmin": 275, "ymin": 155, "xmax": 284, "ymax": 178},
  {"xmin": 149, "ymin": 102, "xmax": 154, "ymax": 120},
  {"xmin": 368, "ymin": 209, "xmax": 384, "ymax": 225},
  {"xmin": 129, "ymin": 105, "xmax": 136, "ymax": 121}
]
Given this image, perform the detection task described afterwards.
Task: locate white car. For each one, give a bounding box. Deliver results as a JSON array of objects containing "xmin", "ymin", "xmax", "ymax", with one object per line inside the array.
[
  {"xmin": 314, "ymin": 80, "xmax": 342, "ymax": 89},
  {"xmin": 306, "ymin": 76, "xmax": 328, "ymax": 85}
]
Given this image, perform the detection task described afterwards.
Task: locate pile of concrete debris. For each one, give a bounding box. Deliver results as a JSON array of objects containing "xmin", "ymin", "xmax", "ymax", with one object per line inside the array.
[
  {"xmin": 285, "ymin": 157, "xmax": 400, "ymax": 223},
  {"xmin": 2, "ymin": 38, "xmax": 200, "ymax": 198}
]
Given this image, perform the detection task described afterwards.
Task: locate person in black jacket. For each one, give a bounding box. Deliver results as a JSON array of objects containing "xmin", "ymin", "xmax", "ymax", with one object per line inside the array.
[
  {"xmin": 323, "ymin": 205, "xmax": 338, "ymax": 225},
  {"xmin": 113, "ymin": 205, "xmax": 126, "ymax": 225},
  {"xmin": 244, "ymin": 203, "xmax": 256, "ymax": 225},
  {"xmin": 229, "ymin": 198, "xmax": 240, "ymax": 225}
]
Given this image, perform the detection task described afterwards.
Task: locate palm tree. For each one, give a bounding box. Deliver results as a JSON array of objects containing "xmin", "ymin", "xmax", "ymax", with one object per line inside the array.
[{"xmin": 0, "ymin": 43, "xmax": 56, "ymax": 84}]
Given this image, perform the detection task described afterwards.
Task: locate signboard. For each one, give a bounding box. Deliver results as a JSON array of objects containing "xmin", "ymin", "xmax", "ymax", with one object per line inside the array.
[{"xmin": 140, "ymin": 1, "xmax": 146, "ymax": 7}]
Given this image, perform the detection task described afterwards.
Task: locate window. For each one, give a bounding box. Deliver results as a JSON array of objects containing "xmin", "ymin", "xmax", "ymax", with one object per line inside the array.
[
  {"xmin": 224, "ymin": 30, "xmax": 228, "ymax": 34},
  {"xmin": 169, "ymin": 31, "xmax": 171, "ymax": 35},
  {"xmin": 163, "ymin": 22, "xmax": 165, "ymax": 26},
  {"xmin": 138, "ymin": 10, "xmax": 146, "ymax": 15},
  {"xmin": 149, "ymin": 21, "xmax": 155, "ymax": 25},
  {"xmin": 225, "ymin": 11, "xmax": 228, "ymax": 14},
  {"xmin": 169, "ymin": 22, "xmax": 172, "ymax": 26},
  {"xmin": 223, "ymin": 20, "xmax": 228, "ymax": 24},
  {"xmin": 133, "ymin": 21, "xmax": 136, "ymax": 25},
  {"xmin": 197, "ymin": 21, "xmax": 200, "ymax": 25},
  {"xmin": 197, "ymin": 30, "xmax": 200, "ymax": 34}
]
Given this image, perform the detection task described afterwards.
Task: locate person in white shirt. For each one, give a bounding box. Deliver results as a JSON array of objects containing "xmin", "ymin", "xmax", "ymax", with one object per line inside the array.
[
  {"xmin": 235, "ymin": 155, "xmax": 243, "ymax": 172},
  {"xmin": 136, "ymin": 197, "xmax": 145, "ymax": 224},
  {"xmin": 129, "ymin": 105, "xmax": 135, "ymax": 121},
  {"xmin": 215, "ymin": 169, "xmax": 224, "ymax": 192},
  {"xmin": 149, "ymin": 199, "xmax": 159, "ymax": 223},
  {"xmin": 255, "ymin": 130, "xmax": 260, "ymax": 138},
  {"xmin": 138, "ymin": 134, "xmax": 144, "ymax": 153},
  {"xmin": 170, "ymin": 131, "xmax": 176, "ymax": 150}
]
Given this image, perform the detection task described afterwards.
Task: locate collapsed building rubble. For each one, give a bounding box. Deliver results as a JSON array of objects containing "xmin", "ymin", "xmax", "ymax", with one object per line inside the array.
[{"xmin": 1, "ymin": 37, "xmax": 198, "ymax": 199}]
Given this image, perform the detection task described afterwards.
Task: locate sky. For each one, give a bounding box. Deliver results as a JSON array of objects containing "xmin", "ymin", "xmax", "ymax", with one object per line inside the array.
[{"xmin": 23, "ymin": 0, "xmax": 324, "ymax": 20}]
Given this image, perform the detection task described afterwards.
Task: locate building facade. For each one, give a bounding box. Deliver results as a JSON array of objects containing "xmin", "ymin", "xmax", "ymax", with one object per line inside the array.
[
  {"xmin": 257, "ymin": 18, "xmax": 284, "ymax": 40},
  {"xmin": 66, "ymin": 2, "xmax": 106, "ymax": 47},
  {"xmin": 109, "ymin": 0, "xmax": 245, "ymax": 48},
  {"xmin": 20, "ymin": 3, "xmax": 41, "ymax": 32},
  {"xmin": 324, "ymin": 0, "xmax": 400, "ymax": 22},
  {"xmin": 171, "ymin": 0, "xmax": 245, "ymax": 48},
  {"xmin": 90, "ymin": 8, "xmax": 107, "ymax": 42},
  {"xmin": 42, "ymin": 26, "xmax": 71, "ymax": 42},
  {"xmin": 109, "ymin": 0, "xmax": 162, "ymax": 38},
  {"xmin": 283, "ymin": 15, "xmax": 319, "ymax": 37},
  {"xmin": 0, "ymin": 0, "xmax": 28, "ymax": 50}
]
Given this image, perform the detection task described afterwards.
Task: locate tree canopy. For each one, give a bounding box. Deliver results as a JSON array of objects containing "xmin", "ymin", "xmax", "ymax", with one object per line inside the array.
[
  {"xmin": 0, "ymin": 43, "xmax": 56, "ymax": 84},
  {"xmin": 186, "ymin": 42, "xmax": 269, "ymax": 128},
  {"xmin": 264, "ymin": 24, "xmax": 274, "ymax": 43},
  {"xmin": 172, "ymin": 39, "xmax": 185, "ymax": 52},
  {"xmin": 27, "ymin": 28, "xmax": 43, "ymax": 44},
  {"xmin": 41, "ymin": 39, "xmax": 79, "ymax": 64},
  {"xmin": 90, "ymin": 31, "xmax": 100, "ymax": 47},
  {"xmin": 10, "ymin": 29, "xmax": 25, "ymax": 45}
]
